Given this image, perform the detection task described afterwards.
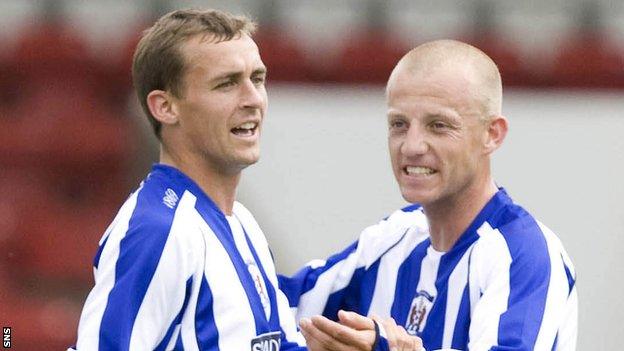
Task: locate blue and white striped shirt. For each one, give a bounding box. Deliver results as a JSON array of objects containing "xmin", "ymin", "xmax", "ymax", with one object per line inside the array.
[
  {"xmin": 72, "ymin": 164, "xmax": 305, "ymax": 350},
  {"xmin": 280, "ymin": 189, "xmax": 577, "ymax": 351}
]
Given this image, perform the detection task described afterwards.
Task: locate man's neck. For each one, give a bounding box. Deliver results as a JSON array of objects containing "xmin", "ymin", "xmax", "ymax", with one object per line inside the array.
[
  {"xmin": 424, "ymin": 178, "xmax": 498, "ymax": 252},
  {"xmin": 159, "ymin": 147, "xmax": 240, "ymax": 215}
]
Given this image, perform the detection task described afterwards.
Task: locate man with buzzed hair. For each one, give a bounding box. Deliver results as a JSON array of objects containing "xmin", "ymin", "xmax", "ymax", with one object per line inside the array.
[{"xmin": 285, "ymin": 40, "xmax": 578, "ymax": 351}]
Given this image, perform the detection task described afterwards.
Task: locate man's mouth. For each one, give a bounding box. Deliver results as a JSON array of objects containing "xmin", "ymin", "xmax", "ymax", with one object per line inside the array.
[
  {"xmin": 231, "ymin": 121, "xmax": 258, "ymax": 137},
  {"xmin": 404, "ymin": 166, "xmax": 437, "ymax": 176}
]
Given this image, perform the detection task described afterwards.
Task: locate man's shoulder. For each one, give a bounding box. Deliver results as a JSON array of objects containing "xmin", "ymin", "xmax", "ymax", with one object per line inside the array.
[
  {"xmin": 473, "ymin": 197, "xmax": 576, "ymax": 299},
  {"xmin": 491, "ymin": 201, "xmax": 550, "ymax": 243},
  {"xmin": 120, "ymin": 176, "xmax": 197, "ymax": 239},
  {"xmin": 382, "ymin": 204, "xmax": 428, "ymax": 232},
  {"xmin": 355, "ymin": 205, "xmax": 429, "ymax": 266},
  {"xmin": 478, "ymin": 200, "xmax": 568, "ymax": 265},
  {"xmin": 365, "ymin": 204, "xmax": 428, "ymax": 241}
]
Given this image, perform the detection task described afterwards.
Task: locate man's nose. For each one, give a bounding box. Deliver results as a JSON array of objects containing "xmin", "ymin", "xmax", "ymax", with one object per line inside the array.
[
  {"xmin": 401, "ymin": 124, "xmax": 429, "ymax": 156},
  {"xmin": 240, "ymin": 80, "xmax": 265, "ymax": 109}
]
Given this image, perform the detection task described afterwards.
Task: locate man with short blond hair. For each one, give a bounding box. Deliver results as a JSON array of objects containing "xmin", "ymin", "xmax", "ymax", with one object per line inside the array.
[{"xmin": 285, "ymin": 40, "xmax": 577, "ymax": 351}]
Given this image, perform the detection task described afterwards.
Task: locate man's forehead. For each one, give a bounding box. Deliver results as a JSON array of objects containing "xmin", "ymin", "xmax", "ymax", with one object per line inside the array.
[
  {"xmin": 387, "ymin": 96, "xmax": 463, "ymax": 120},
  {"xmin": 386, "ymin": 67, "xmax": 485, "ymax": 118},
  {"xmin": 388, "ymin": 67, "xmax": 474, "ymax": 102},
  {"xmin": 182, "ymin": 34, "xmax": 262, "ymax": 69}
]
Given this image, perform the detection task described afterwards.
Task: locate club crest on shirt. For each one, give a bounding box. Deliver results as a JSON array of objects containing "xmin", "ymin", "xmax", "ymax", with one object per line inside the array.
[
  {"xmin": 247, "ymin": 262, "xmax": 271, "ymax": 318},
  {"xmin": 251, "ymin": 331, "xmax": 281, "ymax": 351},
  {"xmin": 405, "ymin": 290, "xmax": 435, "ymax": 336}
]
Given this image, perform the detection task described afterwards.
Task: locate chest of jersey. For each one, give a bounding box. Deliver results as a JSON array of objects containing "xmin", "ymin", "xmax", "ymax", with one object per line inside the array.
[
  {"xmin": 188, "ymin": 214, "xmax": 282, "ymax": 349},
  {"xmin": 400, "ymin": 244, "xmax": 476, "ymax": 349}
]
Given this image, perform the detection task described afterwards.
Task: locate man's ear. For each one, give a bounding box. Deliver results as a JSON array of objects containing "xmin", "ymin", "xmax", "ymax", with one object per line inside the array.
[
  {"xmin": 146, "ymin": 90, "xmax": 179, "ymax": 126},
  {"xmin": 483, "ymin": 115, "xmax": 508, "ymax": 155}
]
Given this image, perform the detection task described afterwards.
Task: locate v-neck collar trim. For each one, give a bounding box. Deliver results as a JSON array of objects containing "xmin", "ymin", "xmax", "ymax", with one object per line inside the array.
[{"xmin": 442, "ymin": 188, "xmax": 512, "ymax": 255}]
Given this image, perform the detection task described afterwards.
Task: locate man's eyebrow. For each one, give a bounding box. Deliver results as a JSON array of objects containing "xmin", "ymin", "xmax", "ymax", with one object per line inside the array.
[
  {"xmin": 386, "ymin": 109, "xmax": 404, "ymax": 118},
  {"xmin": 252, "ymin": 67, "xmax": 267, "ymax": 75},
  {"xmin": 426, "ymin": 110, "xmax": 461, "ymax": 123},
  {"xmin": 209, "ymin": 71, "xmax": 242, "ymax": 82},
  {"xmin": 210, "ymin": 67, "xmax": 267, "ymax": 82}
]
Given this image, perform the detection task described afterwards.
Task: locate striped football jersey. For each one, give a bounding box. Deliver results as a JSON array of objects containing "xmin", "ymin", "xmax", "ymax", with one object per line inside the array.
[
  {"xmin": 71, "ymin": 164, "xmax": 305, "ymax": 350},
  {"xmin": 280, "ymin": 188, "xmax": 577, "ymax": 351}
]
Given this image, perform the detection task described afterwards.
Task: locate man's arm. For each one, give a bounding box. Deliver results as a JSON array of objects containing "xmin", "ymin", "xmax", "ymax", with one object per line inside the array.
[
  {"xmin": 279, "ymin": 207, "xmax": 425, "ymax": 322},
  {"xmin": 279, "ymin": 241, "xmax": 363, "ymax": 321}
]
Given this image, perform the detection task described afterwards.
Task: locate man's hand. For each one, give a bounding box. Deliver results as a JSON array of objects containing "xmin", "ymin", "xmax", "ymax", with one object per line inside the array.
[
  {"xmin": 299, "ymin": 310, "xmax": 423, "ymax": 351},
  {"xmin": 299, "ymin": 314, "xmax": 374, "ymax": 351}
]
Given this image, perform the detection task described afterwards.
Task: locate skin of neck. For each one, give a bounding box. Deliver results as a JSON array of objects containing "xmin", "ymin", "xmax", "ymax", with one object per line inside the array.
[
  {"xmin": 159, "ymin": 143, "xmax": 240, "ymax": 216},
  {"xmin": 423, "ymin": 164, "xmax": 498, "ymax": 252}
]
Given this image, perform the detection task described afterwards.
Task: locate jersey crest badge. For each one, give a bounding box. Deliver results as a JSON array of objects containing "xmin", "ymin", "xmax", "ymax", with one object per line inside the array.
[
  {"xmin": 251, "ymin": 331, "xmax": 281, "ymax": 351},
  {"xmin": 247, "ymin": 261, "xmax": 271, "ymax": 319},
  {"xmin": 405, "ymin": 290, "xmax": 435, "ymax": 336}
]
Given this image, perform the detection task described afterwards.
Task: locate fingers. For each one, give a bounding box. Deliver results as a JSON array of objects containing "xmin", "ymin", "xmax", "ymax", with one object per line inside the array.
[
  {"xmin": 312, "ymin": 315, "xmax": 374, "ymax": 349},
  {"xmin": 393, "ymin": 325, "xmax": 422, "ymax": 351},
  {"xmin": 375, "ymin": 317, "xmax": 423, "ymax": 351},
  {"xmin": 300, "ymin": 316, "xmax": 375, "ymax": 351},
  {"xmin": 337, "ymin": 310, "xmax": 375, "ymax": 331},
  {"xmin": 300, "ymin": 313, "xmax": 423, "ymax": 351},
  {"xmin": 300, "ymin": 318, "xmax": 337, "ymax": 351}
]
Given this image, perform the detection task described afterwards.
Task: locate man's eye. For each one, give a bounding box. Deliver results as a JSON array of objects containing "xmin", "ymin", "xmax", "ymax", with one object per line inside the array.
[
  {"xmin": 390, "ymin": 120, "xmax": 407, "ymax": 129},
  {"xmin": 431, "ymin": 121, "xmax": 448, "ymax": 130},
  {"xmin": 252, "ymin": 76, "xmax": 266, "ymax": 85},
  {"xmin": 216, "ymin": 81, "xmax": 235, "ymax": 89}
]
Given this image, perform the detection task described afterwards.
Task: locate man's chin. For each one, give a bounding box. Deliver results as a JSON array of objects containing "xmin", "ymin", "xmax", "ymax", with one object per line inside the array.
[
  {"xmin": 235, "ymin": 154, "xmax": 260, "ymax": 169},
  {"xmin": 400, "ymin": 188, "xmax": 435, "ymax": 206}
]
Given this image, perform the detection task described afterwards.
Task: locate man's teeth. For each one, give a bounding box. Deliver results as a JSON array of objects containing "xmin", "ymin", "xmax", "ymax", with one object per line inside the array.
[
  {"xmin": 238, "ymin": 122, "xmax": 257, "ymax": 130},
  {"xmin": 406, "ymin": 166, "xmax": 435, "ymax": 175},
  {"xmin": 232, "ymin": 122, "xmax": 257, "ymax": 136}
]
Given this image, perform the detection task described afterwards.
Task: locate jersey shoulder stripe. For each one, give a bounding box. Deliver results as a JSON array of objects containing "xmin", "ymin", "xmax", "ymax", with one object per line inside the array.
[
  {"xmin": 98, "ymin": 171, "xmax": 183, "ymax": 349},
  {"xmin": 472, "ymin": 191, "xmax": 569, "ymax": 350}
]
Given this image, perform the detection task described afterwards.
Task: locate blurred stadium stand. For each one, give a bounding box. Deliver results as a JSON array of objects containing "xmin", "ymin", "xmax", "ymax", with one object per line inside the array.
[
  {"xmin": 550, "ymin": 1, "xmax": 624, "ymax": 88},
  {"xmin": 459, "ymin": 1, "xmax": 536, "ymax": 86},
  {"xmin": 0, "ymin": 0, "xmax": 623, "ymax": 347}
]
